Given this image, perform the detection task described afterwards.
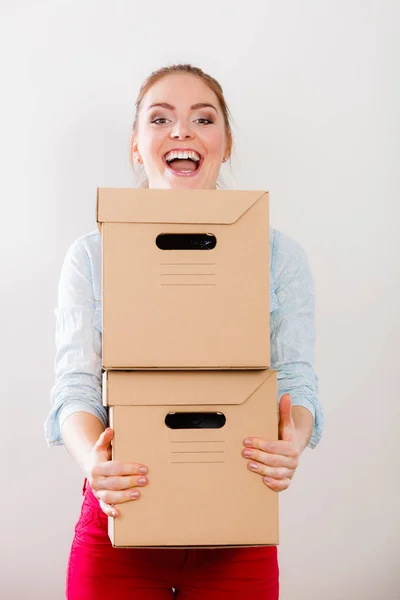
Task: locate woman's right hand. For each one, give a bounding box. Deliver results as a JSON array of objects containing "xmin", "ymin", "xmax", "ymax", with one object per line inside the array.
[{"xmin": 84, "ymin": 427, "xmax": 149, "ymax": 518}]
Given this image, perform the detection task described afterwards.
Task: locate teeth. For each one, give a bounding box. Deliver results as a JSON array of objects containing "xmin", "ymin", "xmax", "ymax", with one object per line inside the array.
[{"xmin": 165, "ymin": 150, "xmax": 200, "ymax": 163}]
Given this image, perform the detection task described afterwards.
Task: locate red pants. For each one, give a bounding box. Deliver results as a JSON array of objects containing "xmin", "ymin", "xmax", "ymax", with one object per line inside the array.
[{"xmin": 67, "ymin": 480, "xmax": 279, "ymax": 599}]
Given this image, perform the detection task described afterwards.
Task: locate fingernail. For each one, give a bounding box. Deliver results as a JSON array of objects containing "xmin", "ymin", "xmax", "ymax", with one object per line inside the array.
[
  {"xmin": 138, "ymin": 477, "xmax": 147, "ymax": 485},
  {"xmin": 112, "ymin": 509, "xmax": 117, "ymax": 517},
  {"xmin": 243, "ymin": 449, "xmax": 252, "ymax": 458},
  {"xmin": 139, "ymin": 466, "xmax": 148, "ymax": 474},
  {"xmin": 244, "ymin": 439, "xmax": 252, "ymax": 446},
  {"xmin": 249, "ymin": 462, "xmax": 258, "ymax": 471},
  {"xmin": 264, "ymin": 476, "xmax": 273, "ymax": 483},
  {"xmin": 130, "ymin": 490, "xmax": 140, "ymax": 498}
]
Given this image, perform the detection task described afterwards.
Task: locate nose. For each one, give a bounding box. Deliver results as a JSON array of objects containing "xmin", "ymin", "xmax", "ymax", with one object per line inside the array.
[{"xmin": 170, "ymin": 119, "xmax": 194, "ymax": 140}]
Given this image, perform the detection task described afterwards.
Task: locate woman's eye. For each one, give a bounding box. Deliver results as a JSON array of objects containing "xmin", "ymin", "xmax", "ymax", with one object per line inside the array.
[
  {"xmin": 151, "ymin": 118, "xmax": 170, "ymax": 125},
  {"xmin": 194, "ymin": 118, "xmax": 213, "ymax": 125}
]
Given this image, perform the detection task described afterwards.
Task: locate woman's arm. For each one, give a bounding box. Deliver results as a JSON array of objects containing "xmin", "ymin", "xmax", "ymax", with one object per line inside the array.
[
  {"xmin": 270, "ymin": 229, "xmax": 324, "ymax": 449},
  {"xmin": 240, "ymin": 231, "xmax": 324, "ymax": 491},
  {"xmin": 44, "ymin": 236, "xmax": 108, "ymax": 448},
  {"xmin": 45, "ymin": 235, "xmax": 148, "ymax": 517},
  {"xmin": 61, "ymin": 412, "xmax": 105, "ymax": 474}
]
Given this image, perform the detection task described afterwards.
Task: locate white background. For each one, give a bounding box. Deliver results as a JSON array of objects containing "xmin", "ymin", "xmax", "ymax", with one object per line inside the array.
[{"xmin": 0, "ymin": 1, "xmax": 399, "ymax": 599}]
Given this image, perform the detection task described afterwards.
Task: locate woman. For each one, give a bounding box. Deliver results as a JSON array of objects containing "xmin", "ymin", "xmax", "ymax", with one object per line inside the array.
[{"xmin": 45, "ymin": 64, "xmax": 324, "ymax": 599}]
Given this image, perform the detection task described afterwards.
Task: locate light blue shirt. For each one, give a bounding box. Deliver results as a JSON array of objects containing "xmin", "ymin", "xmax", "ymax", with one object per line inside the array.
[{"xmin": 45, "ymin": 228, "xmax": 324, "ymax": 449}]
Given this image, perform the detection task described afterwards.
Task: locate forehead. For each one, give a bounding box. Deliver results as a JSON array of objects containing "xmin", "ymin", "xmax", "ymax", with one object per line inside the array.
[{"xmin": 142, "ymin": 74, "xmax": 220, "ymax": 109}]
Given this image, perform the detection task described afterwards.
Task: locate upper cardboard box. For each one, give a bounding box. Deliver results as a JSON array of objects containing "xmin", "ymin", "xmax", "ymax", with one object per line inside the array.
[{"xmin": 97, "ymin": 188, "xmax": 270, "ymax": 369}]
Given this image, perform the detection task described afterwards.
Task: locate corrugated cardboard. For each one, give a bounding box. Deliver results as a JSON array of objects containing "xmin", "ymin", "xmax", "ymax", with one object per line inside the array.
[
  {"xmin": 103, "ymin": 369, "xmax": 279, "ymax": 548},
  {"xmin": 97, "ymin": 188, "xmax": 270, "ymax": 370}
]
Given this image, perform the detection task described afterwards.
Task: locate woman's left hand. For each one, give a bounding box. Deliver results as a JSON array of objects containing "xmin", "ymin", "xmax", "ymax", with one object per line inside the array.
[{"xmin": 242, "ymin": 393, "xmax": 303, "ymax": 492}]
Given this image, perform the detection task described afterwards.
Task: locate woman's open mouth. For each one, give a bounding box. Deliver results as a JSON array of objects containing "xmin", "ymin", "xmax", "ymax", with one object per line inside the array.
[{"xmin": 163, "ymin": 149, "xmax": 203, "ymax": 177}]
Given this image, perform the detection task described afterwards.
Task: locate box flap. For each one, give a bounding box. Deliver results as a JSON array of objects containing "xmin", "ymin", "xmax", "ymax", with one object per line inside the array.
[
  {"xmin": 104, "ymin": 370, "xmax": 275, "ymax": 407},
  {"xmin": 96, "ymin": 188, "xmax": 267, "ymax": 225}
]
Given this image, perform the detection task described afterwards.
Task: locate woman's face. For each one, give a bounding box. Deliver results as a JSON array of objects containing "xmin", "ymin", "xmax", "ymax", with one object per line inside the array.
[{"xmin": 131, "ymin": 73, "xmax": 229, "ymax": 189}]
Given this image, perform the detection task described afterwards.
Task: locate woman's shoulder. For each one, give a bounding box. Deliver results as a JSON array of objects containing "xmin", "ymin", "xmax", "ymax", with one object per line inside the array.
[
  {"xmin": 81, "ymin": 228, "xmax": 101, "ymax": 259},
  {"xmin": 270, "ymin": 227, "xmax": 306, "ymax": 254},
  {"xmin": 270, "ymin": 227, "xmax": 311, "ymax": 282},
  {"xmin": 64, "ymin": 228, "xmax": 101, "ymax": 262},
  {"xmin": 58, "ymin": 230, "xmax": 101, "ymax": 289},
  {"xmin": 79, "ymin": 228, "xmax": 101, "ymax": 252}
]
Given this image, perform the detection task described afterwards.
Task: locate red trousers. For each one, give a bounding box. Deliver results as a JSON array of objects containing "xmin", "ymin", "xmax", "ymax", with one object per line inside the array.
[{"xmin": 67, "ymin": 480, "xmax": 279, "ymax": 599}]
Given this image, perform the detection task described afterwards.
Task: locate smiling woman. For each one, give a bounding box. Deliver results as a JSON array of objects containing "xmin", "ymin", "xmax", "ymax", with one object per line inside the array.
[
  {"xmin": 130, "ymin": 64, "xmax": 233, "ymax": 189},
  {"xmin": 47, "ymin": 62, "xmax": 323, "ymax": 600}
]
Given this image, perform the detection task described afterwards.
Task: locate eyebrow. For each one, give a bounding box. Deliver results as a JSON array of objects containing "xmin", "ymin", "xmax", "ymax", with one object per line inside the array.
[{"xmin": 148, "ymin": 102, "xmax": 218, "ymax": 112}]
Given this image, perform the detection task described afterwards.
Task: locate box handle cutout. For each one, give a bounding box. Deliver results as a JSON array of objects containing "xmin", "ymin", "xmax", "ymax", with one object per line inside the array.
[
  {"xmin": 156, "ymin": 233, "xmax": 217, "ymax": 250},
  {"xmin": 165, "ymin": 412, "xmax": 226, "ymax": 429}
]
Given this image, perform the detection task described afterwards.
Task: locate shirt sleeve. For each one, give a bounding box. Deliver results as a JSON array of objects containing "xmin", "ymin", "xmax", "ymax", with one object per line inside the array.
[
  {"xmin": 270, "ymin": 230, "xmax": 324, "ymax": 449},
  {"xmin": 44, "ymin": 236, "xmax": 108, "ymax": 447}
]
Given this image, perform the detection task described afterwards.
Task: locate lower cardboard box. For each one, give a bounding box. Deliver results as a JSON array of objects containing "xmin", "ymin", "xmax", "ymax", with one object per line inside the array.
[{"xmin": 102, "ymin": 369, "xmax": 279, "ymax": 549}]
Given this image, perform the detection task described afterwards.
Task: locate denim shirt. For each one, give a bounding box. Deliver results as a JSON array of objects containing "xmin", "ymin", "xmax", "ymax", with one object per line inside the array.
[{"xmin": 44, "ymin": 228, "xmax": 324, "ymax": 449}]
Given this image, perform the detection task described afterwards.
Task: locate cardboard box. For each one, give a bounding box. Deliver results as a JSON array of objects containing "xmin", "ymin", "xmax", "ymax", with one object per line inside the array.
[
  {"xmin": 103, "ymin": 369, "xmax": 279, "ymax": 548},
  {"xmin": 97, "ymin": 188, "xmax": 270, "ymax": 370}
]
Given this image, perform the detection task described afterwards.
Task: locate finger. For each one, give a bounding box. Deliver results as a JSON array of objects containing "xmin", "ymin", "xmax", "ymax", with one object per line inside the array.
[
  {"xmin": 244, "ymin": 438, "xmax": 300, "ymax": 459},
  {"xmin": 262, "ymin": 477, "xmax": 291, "ymax": 492},
  {"xmin": 242, "ymin": 447, "xmax": 299, "ymax": 470},
  {"xmin": 279, "ymin": 395, "xmax": 297, "ymax": 443},
  {"xmin": 247, "ymin": 460, "xmax": 294, "ymax": 480},
  {"xmin": 93, "ymin": 461, "xmax": 148, "ymax": 478},
  {"xmin": 278, "ymin": 394, "xmax": 293, "ymax": 427},
  {"xmin": 93, "ymin": 427, "xmax": 114, "ymax": 452},
  {"xmin": 98, "ymin": 498, "xmax": 119, "ymax": 518},
  {"xmin": 95, "ymin": 487, "xmax": 142, "ymax": 506},
  {"xmin": 92, "ymin": 474, "xmax": 149, "ymax": 492}
]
